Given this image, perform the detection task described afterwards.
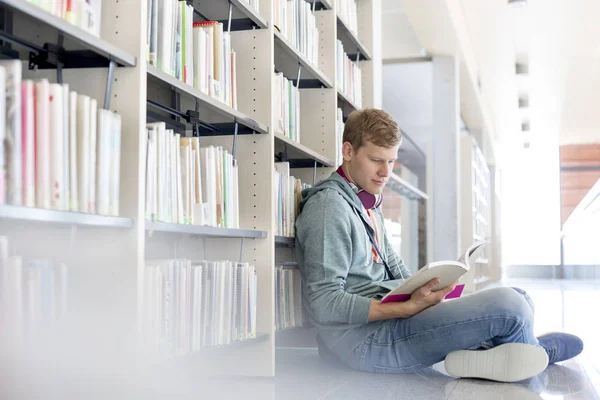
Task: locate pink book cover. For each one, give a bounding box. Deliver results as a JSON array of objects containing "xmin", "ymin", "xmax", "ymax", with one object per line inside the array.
[{"xmin": 380, "ymin": 284, "xmax": 465, "ymax": 304}]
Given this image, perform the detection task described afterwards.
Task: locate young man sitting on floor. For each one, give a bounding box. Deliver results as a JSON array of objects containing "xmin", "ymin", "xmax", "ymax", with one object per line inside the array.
[{"xmin": 294, "ymin": 108, "xmax": 583, "ymax": 382}]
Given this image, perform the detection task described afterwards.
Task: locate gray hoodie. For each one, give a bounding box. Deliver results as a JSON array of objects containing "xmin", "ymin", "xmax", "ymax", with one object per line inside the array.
[{"xmin": 295, "ymin": 171, "xmax": 412, "ymax": 361}]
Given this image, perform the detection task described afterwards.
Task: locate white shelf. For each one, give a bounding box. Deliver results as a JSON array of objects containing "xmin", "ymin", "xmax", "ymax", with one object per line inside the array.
[
  {"xmin": 388, "ymin": 173, "xmax": 429, "ymax": 200},
  {"xmin": 0, "ymin": 205, "xmax": 133, "ymax": 228},
  {"xmin": 229, "ymin": 0, "xmax": 269, "ymax": 29},
  {"xmin": 475, "ymin": 276, "xmax": 491, "ymax": 285},
  {"xmin": 191, "ymin": 0, "xmax": 268, "ymax": 30},
  {"xmin": 147, "ymin": 65, "xmax": 269, "ymax": 135},
  {"xmin": 317, "ymin": 0, "xmax": 332, "ymax": 9},
  {"xmin": 274, "ymin": 31, "xmax": 333, "ymax": 88},
  {"xmin": 274, "ymin": 132, "xmax": 335, "ymax": 167},
  {"xmin": 186, "ymin": 333, "xmax": 270, "ymax": 354},
  {"xmin": 337, "ymin": 89, "xmax": 360, "ymax": 116},
  {"xmin": 146, "ymin": 221, "xmax": 267, "ymax": 239},
  {"xmin": 277, "ymin": 261, "xmax": 299, "ymax": 269},
  {"xmin": 0, "ymin": 0, "xmax": 136, "ymax": 67},
  {"xmin": 336, "ymin": 15, "xmax": 371, "ymax": 61},
  {"xmin": 275, "ymin": 236, "xmax": 295, "ymax": 246}
]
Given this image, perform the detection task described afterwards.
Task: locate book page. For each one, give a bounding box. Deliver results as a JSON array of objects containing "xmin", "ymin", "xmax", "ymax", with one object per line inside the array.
[{"xmin": 457, "ymin": 241, "xmax": 488, "ymax": 269}]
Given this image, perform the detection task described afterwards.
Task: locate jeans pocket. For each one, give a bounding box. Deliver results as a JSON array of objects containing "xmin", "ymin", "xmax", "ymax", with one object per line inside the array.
[{"xmin": 372, "ymin": 363, "xmax": 428, "ymax": 374}]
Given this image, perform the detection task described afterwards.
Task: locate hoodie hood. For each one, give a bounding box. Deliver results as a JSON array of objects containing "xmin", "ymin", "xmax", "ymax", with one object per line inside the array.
[{"xmin": 299, "ymin": 171, "xmax": 364, "ymax": 214}]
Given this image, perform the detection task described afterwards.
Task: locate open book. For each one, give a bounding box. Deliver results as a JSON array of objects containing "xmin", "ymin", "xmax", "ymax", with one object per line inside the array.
[{"xmin": 380, "ymin": 241, "xmax": 488, "ymax": 304}]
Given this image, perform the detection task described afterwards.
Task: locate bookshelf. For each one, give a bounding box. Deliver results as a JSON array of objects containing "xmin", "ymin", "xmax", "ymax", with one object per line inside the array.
[
  {"xmin": 0, "ymin": 0, "xmax": 382, "ymax": 382},
  {"xmin": 274, "ymin": 31, "xmax": 334, "ymax": 88},
  {"xmin": 0, "ymin": 205, "xmax": 134, "ymax": 228},
  {"xmin": 460, "ymin": 136, "xmax": 493, "ymax": 293},
  {"xmin": 147, "ymin": 65, "xmax": 270, "ymax": 134},
  {"xmin": 0, "ymin": 0, "xmax": 136, "ymax": 67},
  {"xmin": 336, "ymin": 15, "xmax": 371, "ymax": 61},
  {"xmin": 146, "ymin": 221, "xmax": 267, "ymax": 238}
]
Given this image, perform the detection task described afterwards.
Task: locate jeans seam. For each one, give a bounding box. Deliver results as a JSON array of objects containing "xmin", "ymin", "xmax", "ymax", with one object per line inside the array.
[
  {"xmin": 359, "ymin": 336, "xmax": 372, "ymax": 370},
  {"xmin": 372, "ymin": 316, "xmax": 528, "ymax": 346}
]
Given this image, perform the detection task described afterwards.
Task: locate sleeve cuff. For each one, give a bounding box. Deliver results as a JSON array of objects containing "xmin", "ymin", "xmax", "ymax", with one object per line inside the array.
[{"xmin": 349, "ymin": 295, "xmax": 372, "ymax": 324}]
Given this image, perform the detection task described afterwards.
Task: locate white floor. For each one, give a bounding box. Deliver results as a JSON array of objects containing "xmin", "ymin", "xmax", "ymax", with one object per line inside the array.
[
  {"xmin": 6, "ymin": 279, "xmax": 598, "ymax": 399},
  {"xmin": 266, "ymin": 279, "xmax": 600, "ymax": 400}
]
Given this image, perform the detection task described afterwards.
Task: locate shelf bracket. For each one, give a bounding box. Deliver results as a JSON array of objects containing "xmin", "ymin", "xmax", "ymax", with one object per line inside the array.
[
  {"xmin": 147, "ymin": 99, "xmax": 219, "ymax": 133},
  {"xmin": 172, "ymin": 90, "xmax": 181, "ymax": 123},
  {"xmin": 313, "ymin": 160, "xmax": 317, "ymax": 185},
  {"xmin": 295, "ymin": 63, "xmax": 302, "ymax": 89},
  {"xmin": 227, "ymin": 0, "xmax": 233, "ymax": 33},
  {"xmin": 28, "ymin": 42, "xmax": 66, "ymax": 71},
  {"xmin": 192, "ymin": 98, "xmax": 200, "ymax": 137},
  {"xmin": 239, "ymin": 238, "xmax": 244, "ymax": 262},
  {"xmin": 312, "ymin": 0, "xmax": 316, "ymax": 12},
  {"xmin": 232, "ymin": 121, "xmax": 239, "ymax": 161},
  {"xmin": 56, "ymin": 33, "xmax": 64, "ymax": 84},
  {"xmin": 104, "ymin": 59, "xmax": 116, "ymax": 109},
  {"xmin": 279, "ymin": 143, "xmax": 289, "ymax": 162}
]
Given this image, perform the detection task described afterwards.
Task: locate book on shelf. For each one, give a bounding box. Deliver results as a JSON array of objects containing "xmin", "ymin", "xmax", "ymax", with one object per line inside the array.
[
  {"xmin": 0, "ymin": 61, "xmax": 122, "ymax": 216},
  {"xmin": 379, "ymin": 241, "xmax": 488, "ymax": 304},
  {"xmin": 335, "ymin": 107, "xmax": 344, "ymax": 166},
  {"xmin": 0, "ymin": 236, "xmax": 69, "ymax": 336},
  {"xmin": 273, "ymin": 72, "xmax": 300, "ymax": 142},
  {"xmin": 273, "ymin": 162, "xmax": 310, "ymax": 237},
  {"xmin": 24, "ymin": 0, "xmax": 102, "ymax": 37},
  {"xmin": 273, "ymin": 0, "xmax": 320, "ymax": 67},
  {"xmin": 336, "ymin": 0, "xmax": 358, "ymax": 38},
  {"xmin": 336, "ymin": 40, "xmax": 362, "ymax": 108},
  {"xmin": 147, "ymin": 1, "xmax": 238, "ymax": 110},
  {"xmin": 145, "ymin": 122, "xmax": 239, "ymax": 228},
  {"xmin": 275, "ymin": 265, "xmax": 303, "ymax": 330},
  {"xmin": 144, "ymin": 259, "xmax": 257, "ymax": 354}
]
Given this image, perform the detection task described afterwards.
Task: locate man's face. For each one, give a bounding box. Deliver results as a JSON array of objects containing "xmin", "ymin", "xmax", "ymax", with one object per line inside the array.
[{"xmin": 344, "ymin": 140, "xmax": 400, "ymax": 195}]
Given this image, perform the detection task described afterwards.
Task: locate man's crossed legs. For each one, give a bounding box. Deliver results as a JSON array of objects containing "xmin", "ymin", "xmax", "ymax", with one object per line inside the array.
[{"xmin": 344, "ymin": 287, "xmax": 583, "ymax": 382}]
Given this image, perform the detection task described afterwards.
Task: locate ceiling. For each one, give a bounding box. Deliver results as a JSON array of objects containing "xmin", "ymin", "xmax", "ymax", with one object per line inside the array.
[{"xmin": 381, "ymin": 0, "xmax": 600, "ymax": 156}]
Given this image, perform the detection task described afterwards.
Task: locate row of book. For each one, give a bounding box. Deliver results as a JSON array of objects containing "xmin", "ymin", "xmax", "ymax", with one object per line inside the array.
[
  {"xmin": 145, "ymin": 123, "xmax": 239, "ymax": 228},
  {"xmin": 25, "ymin": 0, "xmax": 101, "ymax": 37},
  {"xmin": 273, "ymin": 72, "xmax": 301, "ymax": 142},
  {"xmin": 274, "ymin": 162, "xmax": 309, "ymax": 237},
  {"xmin": 273, "ymin": 0, "xmax": 320, "ymax": 67},
  {"xmin": 143, "ymin": 259, "xmax": 257, "ymax": 354},
  {"xmin": 275, "ymin": 265, "xmax": 304, "ymax": 330},
  {"xmin": 336, "ymin": 40, "xmax": 363, "ymax": 109},
  {"xmin": 0, "ymin": 237, "xmax": 68, "ymax": 336},
  {"xmin": 336, "ymin": 0, "xmax": 358, "ymax": 39},
  {"xmin": 0, "ymin": 60, "xmax": 122, "ymax": 216},
  {"xmin": 147, "ymin": 0, "xmax": 238, "ymax": 109}
]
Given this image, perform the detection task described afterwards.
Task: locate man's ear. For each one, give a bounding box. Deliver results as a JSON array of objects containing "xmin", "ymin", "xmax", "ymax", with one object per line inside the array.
[{"xmin": 342, "ymin": 142, "xmax": 354, "ymax": 161}]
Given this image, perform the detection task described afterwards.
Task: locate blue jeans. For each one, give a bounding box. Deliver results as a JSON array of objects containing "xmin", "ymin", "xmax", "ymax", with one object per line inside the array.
[{"xmin": 344, "ymin": 287, "xmax": 540, "ymax": 373}]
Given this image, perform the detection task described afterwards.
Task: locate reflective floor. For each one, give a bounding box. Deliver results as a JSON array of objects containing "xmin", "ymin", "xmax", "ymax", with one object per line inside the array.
[
  {"xmin": 269, "ymin": 279, "xmax": 600, "ymax": 400},
  {"xmin": 5, "ymin": 279, "xmax": 597, "ymax": 399}
]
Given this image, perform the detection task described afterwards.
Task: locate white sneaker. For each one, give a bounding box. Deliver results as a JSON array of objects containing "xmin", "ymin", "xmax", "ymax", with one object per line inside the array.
[{"xmin": 444, "ymin": 343, "xmax": 549, "ymax": 382}]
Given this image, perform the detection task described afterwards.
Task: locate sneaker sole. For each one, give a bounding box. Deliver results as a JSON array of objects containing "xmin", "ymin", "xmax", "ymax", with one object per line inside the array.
[{"xmin": 444, "ymin": 343, "xmax": 549, "ymax": 382}]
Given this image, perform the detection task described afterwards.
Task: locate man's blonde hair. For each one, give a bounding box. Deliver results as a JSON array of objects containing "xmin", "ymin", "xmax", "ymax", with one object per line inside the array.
[{"xmin": 342, "ymin": 108, "xmax": 402, "ymax": 150}]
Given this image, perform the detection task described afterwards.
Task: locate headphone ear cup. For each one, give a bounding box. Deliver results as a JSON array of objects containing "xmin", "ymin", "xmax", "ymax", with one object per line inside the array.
[{"xmin": 357, "ymin": 190, "xmax": 377, "ymax": 210}]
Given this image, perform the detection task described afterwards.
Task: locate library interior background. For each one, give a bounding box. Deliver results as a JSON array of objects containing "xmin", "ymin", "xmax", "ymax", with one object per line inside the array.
[{"xmin": 0, "ymin": 0, "xmax": 599, "ymax": 398}]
